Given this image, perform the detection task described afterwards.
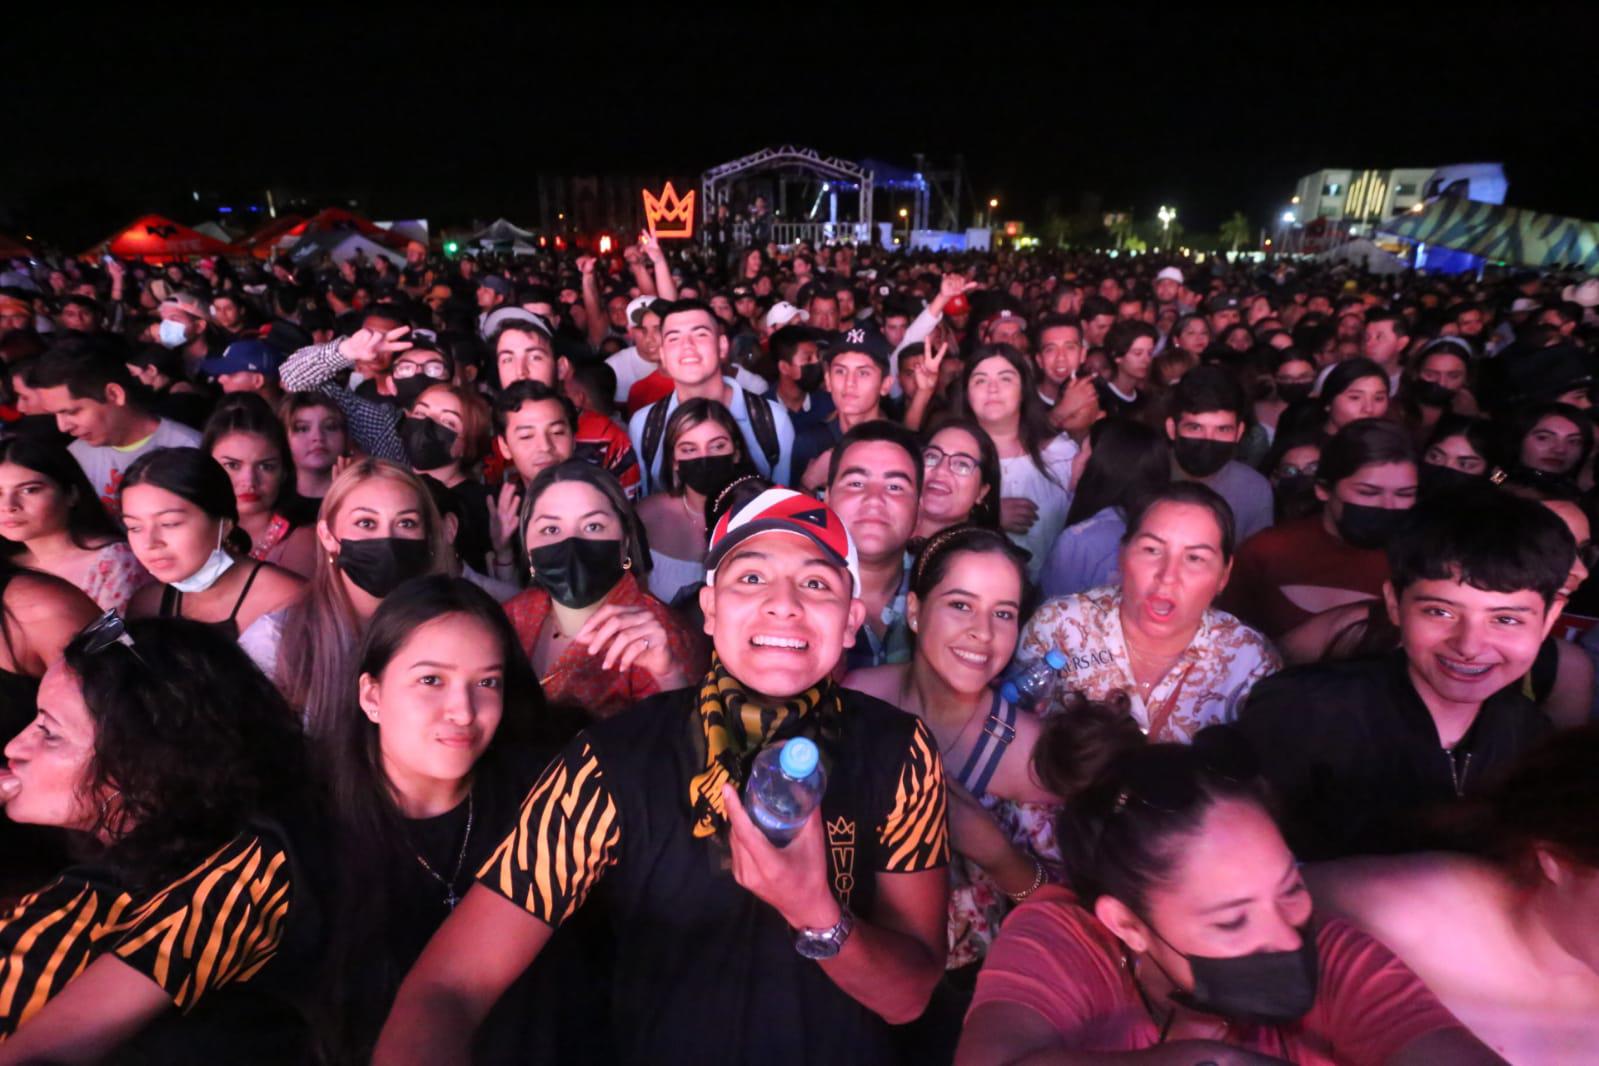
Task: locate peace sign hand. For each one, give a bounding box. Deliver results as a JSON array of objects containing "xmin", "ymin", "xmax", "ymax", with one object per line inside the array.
[
  {"xmin": 338, "ymin": 325, "xmax": 412, "ymax": 372},
  {"xmin": 913, "ymin": 339, "xmax": 948, "ymax": 398}
]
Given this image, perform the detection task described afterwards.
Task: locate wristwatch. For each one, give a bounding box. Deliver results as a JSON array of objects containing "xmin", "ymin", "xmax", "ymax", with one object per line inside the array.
[{"xmin": 793, "ymin": 906, "xmax": 855, "ymax": 960}]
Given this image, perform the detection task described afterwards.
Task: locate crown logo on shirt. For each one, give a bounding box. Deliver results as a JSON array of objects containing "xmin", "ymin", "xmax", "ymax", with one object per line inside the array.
[{"xmin": 643, "ymin": 182, "xmax": 696, "ymax": 240}]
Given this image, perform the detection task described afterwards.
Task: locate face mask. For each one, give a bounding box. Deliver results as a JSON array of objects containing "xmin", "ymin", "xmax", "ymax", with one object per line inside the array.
[
  {"xmin": 157, "ymin": 318, "xmax": 190, "ymax": 348},
  {"xmin": 170, "ymin": 523, "xmax": 237, "ymax": 593},
  {"xmin": 1335, "ymin": 501, "xmax": 1408, "ymax": 549},
  {"xmin": 398, "ymin": 415, "xmax": 457, "ymax": 471},
  {"xmin": 529, "ymin": 536, "xmax": 625, "ymax": 609},
  {"xmin": 337, "ymin": 536, "xmax": 433, "ymax": 598},
  {"xmin": 393, "ymin": 374, "xmax": 435, "ymax": 407},
  {"xmin": 1419, "ymin": 462, "xmax": 1483, "ymax": 497},
  {"xmin": 1275, "ymin": 382, "xmax": 1313, "ymax": 405},
  {"xmin": 1410, "ymin": 380, "xmax": 1457, "ymax": 408},
  {"xmin": 796, "ymin": 363, "xmax": 824, "ymax": 392},
  {"xmin": 1149, "ymin": 921, "xmax": 1320, "ymax": 1026},
  {"xmin": 677, "ymin": 454, "xmax": 740, "ymax": 498},
  {"xmin": 1509, "ymin": 463, "xmax": 1578, "ymax": 496},
  {"xmin": 1172, "ymin": 436, "xmax": 1236, "ymax": 478}
]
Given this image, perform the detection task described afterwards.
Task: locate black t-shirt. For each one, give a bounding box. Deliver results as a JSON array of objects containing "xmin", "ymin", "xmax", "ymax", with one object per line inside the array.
[
  {"xmin": 447, "ymin": 477, "xmax": 495, "ymax": 574},
  {"xmin": 1235, "ymin": 651, "xmax": 1552, "ymax": 860},
  {"xmin": 477, "ymin": 686, "xmax": 949, "ymax": 1066}
]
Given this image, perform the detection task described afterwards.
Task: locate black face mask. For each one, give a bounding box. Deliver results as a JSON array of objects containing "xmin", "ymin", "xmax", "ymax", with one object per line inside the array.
[
  {"xmin": 337, "ymin": 537, "xmax": 433, "ymax": 598},
  {"xmin": 398, "ymin": 415, "xmax": 457, "ymax": 471},
  {"xmin": 1275, "ymin": 382, "xmax": 1314, "ymax": 405},
  {"xmin": 393, "ymin": 374, "xmax": 436, "ymax": 407},
  {"xmin": 1172, "ymin": 436, "xmax": 1236, "ymax": 478},
  {"xmin": 529, "ymin": 536, "xmax": 625, "ymax": 609},
  {"xmin": 677, "ymin": 454, "xmax": 741, "ymax": 498},
  {"xmin": 796, "ymin": 363, "xmax": 824, "ymax": 393},
  {"xmin": 1151, "ymin": 922, "xmax": 1321, "ymax": 1027},
  {"xmin": 1335, "ymin": 501, "xmax": 1408, "ymax": 549},
  {"xmin": 1508, "ymin": 463, "xmax": 1579, "ymax": 497},
  {"xmin": 1410, "ymin": 379, "xmax": 1457, "ymax": 408},
  {"xmin": 1419, "ymin": 462, "xmax": 1484, "ymax": 497}
]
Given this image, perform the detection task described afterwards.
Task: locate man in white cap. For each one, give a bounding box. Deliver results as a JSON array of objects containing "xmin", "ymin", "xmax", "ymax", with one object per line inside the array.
[
  {"xmin": 1154, "ymin": 265, "xmax": 1188, "ymax": 316},
  {"xmin": 375, "ymin": 488, "xmax": 950, "ymax": 1066},
  {"xmin": 155, "ymin": 291, "xmax": 217, "ymax": 369},
  {"xmin": 603, "ymin": 292, "xmax": 672, "ymax": 416}
]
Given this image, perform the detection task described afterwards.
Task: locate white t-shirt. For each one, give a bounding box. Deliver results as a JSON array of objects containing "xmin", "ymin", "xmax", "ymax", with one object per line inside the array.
[
  {"xmin": 70, "ymin": 418, "xmax": 203, "ymax": 515},
  {"xmin": 605, "ymin": 346, "xmax": 659, "ymax": 405},
  {"xmin": 1000, "ymin": 434, "xmax": 1078, "ymax": 582}
]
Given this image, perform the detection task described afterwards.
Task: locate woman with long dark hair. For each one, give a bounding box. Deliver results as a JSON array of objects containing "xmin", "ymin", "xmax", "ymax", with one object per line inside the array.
[
  {"xmin": 957, "ymin": 731, "xmax": 1504, "ymax": 1064},
  {"xmin": 913, "ymin": 417, "xmax": 1002, "ymax": 547},
  {"xmin": 0, "ymin": 616, "xmax": 320, "ymax": 1062},
  {"xmin": 0, "ymin": 436, "xmax": 149, "ymax": 611},
  {"xmin": 203, "ymin": 392, "xmax": 318, "ymax": 578},
  {"xmin": 120, "ymin": 448, "xmax": 304, "ymax": 642},
  {"xmin": 955, "ymin": 343, "xmax": 1078, "ymax": 581},
  {"xmin": 1041, "ymin": 418, "xmax": 1172, "ymax": 598},
  {"xmin": 316, "ymin": 576, "xmax": 566, "ymax": 1063},
  {"xmin": 280, "ymin": 391, "xmax": 349, "ymax": 504},
  {"xmin": 504, "ymin": 460, "xmax": 704, "ymax": 721}
]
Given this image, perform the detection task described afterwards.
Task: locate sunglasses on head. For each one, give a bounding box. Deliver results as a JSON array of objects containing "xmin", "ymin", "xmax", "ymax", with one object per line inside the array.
[{"xmin": 79, "ymin": 610, "xmax": 148, "ymax": 668}]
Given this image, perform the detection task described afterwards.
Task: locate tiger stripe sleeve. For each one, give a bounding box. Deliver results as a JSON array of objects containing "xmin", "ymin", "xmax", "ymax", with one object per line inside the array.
[
  {"xmin": 876, "ymin": 719, "xmax": 951, "ymax": 873},
  {"xmin": 476, "ymin": 736, "xmax": 621, "ymax": 927},
  {"xmin": 0, "ymin": 876, "xmax": 129, "ymax": 1038},
  {"xmin": 106, "ymin": 834, "xmax": 294, "ymax": 1011}
]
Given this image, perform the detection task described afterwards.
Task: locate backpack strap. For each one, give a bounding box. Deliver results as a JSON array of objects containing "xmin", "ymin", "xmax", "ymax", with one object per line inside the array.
[
  {"xmin": 742, "ymin": 387, "xmax": 782, "ymax": 473},
  {"xmin": 640, "ymin": 396, "xmax": 672, "ymax": 484}
]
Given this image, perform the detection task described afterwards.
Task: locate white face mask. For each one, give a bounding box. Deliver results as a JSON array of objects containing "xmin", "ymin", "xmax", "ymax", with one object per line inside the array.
[
  {"xmin": 170, "ymin": 521, "xmax": 237, "ymax": 593},
  {"xmin": 157, "ymin": 318, "xmax": 190, "ymax": 348}
]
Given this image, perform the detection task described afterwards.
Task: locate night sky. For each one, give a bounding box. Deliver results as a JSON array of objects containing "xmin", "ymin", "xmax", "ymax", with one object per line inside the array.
[{"xmin": 5, "ymin": 8, "xmax": 1596, "ymax": 249}]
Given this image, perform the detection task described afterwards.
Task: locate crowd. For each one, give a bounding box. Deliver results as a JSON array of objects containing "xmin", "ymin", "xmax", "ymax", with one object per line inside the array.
[{"xmin": 1, "ymin": 229, "xmax": 1597, "ymax": 1065}]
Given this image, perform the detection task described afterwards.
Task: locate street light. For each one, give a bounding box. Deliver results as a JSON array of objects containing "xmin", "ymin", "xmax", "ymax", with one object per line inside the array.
[
  {"xmin": 898, "ymin": 206, "xmax": 910, "ymax": 247},
  {"xmin": 1281, "ymin": 211, "xmax": 1296, "ymax": 224},
  {"xmin": 986, "ymin": 197, "xmax": 1000, "ymax": 229},
  {"xmin": 1157, "ymin": 205, "xmax": 1176, "ymax": 250}
]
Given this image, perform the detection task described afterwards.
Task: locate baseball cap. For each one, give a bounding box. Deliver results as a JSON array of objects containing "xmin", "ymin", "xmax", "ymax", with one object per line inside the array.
[
  {"xmin": 200, "ymin": 339, "xmax": 284, "ymax": 378},
  {"xmin": 479, "ymin": 276, "xmax": 515, "ymax": 299},
  {"xmin": 482, "ymin": 307, "xmax": 552, "ymax": 339},
  {"xmin": 627, "ymin": 295, "xmax": 665, "ymax": 327},
  {"xmin": 1156, "ymin": 267, "xmax": 1184, "ymax": 285},
  {"xmin": 1203, "ymin": 293, "xmax": 1241, "ymax": 314},
  {"xmin": 159, "ymin": 292, "xmax": 209, "ymax": 321},
  {"xmin": 1505, "ymin": 344, "xmax": 1598, "ymax": 403},
  {"xmin": 704, "ymin": 487, "xmax": 860, "ymax": 596},
  {"xmin": 764, "ymin": 301, "xmax": 809, "ymax": 331},
  {"xmin": 823, "ymin": 326, "xmax": 892, "ymax": 369},
  {"xmin": 731, "ymin": 285, "xmax": 756, "ymax": 302},
  {"xmin": 1563, "ymin": 279, "xmax": 1599, "ymax": 309},
  {"xmin": 1510, "ymin": 297, "xmax": 1542, "ymax": 314},
  {"xmin": 945, "ymin": 293, "xmax": 971, "ymax": 317}
]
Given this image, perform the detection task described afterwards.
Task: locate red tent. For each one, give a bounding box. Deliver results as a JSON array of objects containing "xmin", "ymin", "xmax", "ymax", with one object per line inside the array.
[
  {"xmin": 89, "ymin": 214, "xmax": 237, "ymax": 263},
  {"xmin": 0, "ymin": 232, "xmax": 31, "ymax": 259},
  {"xmin": 237, "ymin": 214, "xmax": 305, "ymax": 259}
]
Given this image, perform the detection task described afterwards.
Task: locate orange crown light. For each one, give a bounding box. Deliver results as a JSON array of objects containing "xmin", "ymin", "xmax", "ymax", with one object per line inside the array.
[{"xmin": 643, "ymin": 182, "xmax": 696, "ymax": 240}]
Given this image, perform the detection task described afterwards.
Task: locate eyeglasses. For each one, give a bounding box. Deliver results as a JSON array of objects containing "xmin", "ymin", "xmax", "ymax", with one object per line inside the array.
[
  {"xmin": 1275, "ymin": 462, "xmax": 1318, "ymax": 480},
  {"xmin": 79, "ymin": 610, "xmax": 147, "ymax": 667},
  {"xmin": 393, "ymin": 362, "xmax": 451, "ymax": 380},
  {"xmin": 923, "ymin": 446, "xmax": 979, "ymax": 478}
]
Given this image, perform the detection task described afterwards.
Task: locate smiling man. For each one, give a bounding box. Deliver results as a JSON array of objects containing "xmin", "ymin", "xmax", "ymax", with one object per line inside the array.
[
  {"xmin": 1238, "ymin": 487, "xmax": 1573, "ymax": 860},
  {"xmin": 373, "ymin": 488, "xmax": 949, "ymax": 1066}
]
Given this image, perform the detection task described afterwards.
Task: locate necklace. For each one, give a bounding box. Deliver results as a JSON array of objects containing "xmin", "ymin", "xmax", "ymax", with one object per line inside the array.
[
  {"xmin": 680, "ymin": 492, "xmax": 704, "ymax": 526},
  {"xmin": 414, "ymin": 791, "xmax": 474, "ymax": 909},
  {"xmin": 903, "ymin": 673, "xmax": 985, "ymax": 757}
]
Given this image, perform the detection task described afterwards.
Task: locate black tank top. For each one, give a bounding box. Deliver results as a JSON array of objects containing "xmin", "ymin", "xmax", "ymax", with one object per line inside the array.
[{"xmin": 159, "ymin": 562, "xmax": 265, "ymax": 641}]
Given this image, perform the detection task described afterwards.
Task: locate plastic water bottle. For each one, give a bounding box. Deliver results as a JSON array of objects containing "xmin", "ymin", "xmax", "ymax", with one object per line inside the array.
[
  {"xmin": 744, "ymin": 737, "xmax": 827, "ymax": 847},
  {"xmin": 1000, "ymin": 649, "xmax": 1068, "ymax": 711}
]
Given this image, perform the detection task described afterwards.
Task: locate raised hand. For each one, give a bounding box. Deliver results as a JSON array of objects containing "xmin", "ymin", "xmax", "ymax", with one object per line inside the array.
[
  {"xmin": 913, "ymin": 339, "xmax": 948, "ymax": 397},
  {"xmin": 338, "ymin": 325, "xmax": 412, "ymax": 373}
]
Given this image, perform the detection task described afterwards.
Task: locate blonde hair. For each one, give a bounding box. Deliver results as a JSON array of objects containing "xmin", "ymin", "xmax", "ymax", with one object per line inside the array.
[{"xmin": 277, "ymin": 459, "xmax": 451, "ymax": 735}]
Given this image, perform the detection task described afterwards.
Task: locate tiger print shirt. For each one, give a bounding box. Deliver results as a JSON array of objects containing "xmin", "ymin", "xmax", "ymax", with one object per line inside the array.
[{"xmin": 0, "ymin": 832, "xmax": 293, "ymax": 1039}]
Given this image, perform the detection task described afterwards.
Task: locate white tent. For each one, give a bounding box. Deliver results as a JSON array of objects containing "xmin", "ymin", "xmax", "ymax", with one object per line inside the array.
[
  {"xmin": 471, "ymin": 218, "xmax": 537, "ymax": 250},
  {"xmin": 192, "ymin": 221, "xmax": 238, "ymax": 243},
  {"xmin": 286, "ymin": 230, "xmax": 405, "ymax": 267}
]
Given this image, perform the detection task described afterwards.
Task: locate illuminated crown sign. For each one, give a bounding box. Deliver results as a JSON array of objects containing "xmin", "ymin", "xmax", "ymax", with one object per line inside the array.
[{"xmin": 643, "ymin": 181, "xmax": 696, "ymax": 240}]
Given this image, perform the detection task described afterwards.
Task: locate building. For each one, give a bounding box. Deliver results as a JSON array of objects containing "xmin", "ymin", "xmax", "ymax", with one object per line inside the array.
[{"xmin": 1291, "ymin": 167, "xmax": 1436, "ymax": 229}]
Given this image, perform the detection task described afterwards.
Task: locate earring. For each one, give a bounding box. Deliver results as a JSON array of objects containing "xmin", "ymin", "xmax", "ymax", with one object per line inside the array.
[{"xmin": 622, "ymin": 557, "xmax": 632, "ymax": 571}]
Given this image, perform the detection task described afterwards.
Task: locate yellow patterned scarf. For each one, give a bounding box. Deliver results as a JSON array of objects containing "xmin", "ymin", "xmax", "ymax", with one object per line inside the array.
[{"xmin": 688, "ymin": 653, "xmax": 841, "ymax": 839}]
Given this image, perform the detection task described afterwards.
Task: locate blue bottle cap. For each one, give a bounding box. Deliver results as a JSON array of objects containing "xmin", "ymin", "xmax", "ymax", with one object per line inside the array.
[
  {"xmin": 1000, "ymin": 681, "xmax": 1021, "ymax": 705},
  {"xmin": 1044, "ymin": 649, "xmax": 1068, "ymax": 670},
  {"xmin": 779, "ymin": 737, "xmax": 820, "ymax": 779}
]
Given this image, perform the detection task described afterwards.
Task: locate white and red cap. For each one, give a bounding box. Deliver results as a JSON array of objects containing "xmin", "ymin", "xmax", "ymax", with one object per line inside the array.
[
  {"xmin": 705, "ymin": 487, "xmax": 860, "ymax": 596},
  {"xmin": 763, "ymin": 301, "xmax": 809, "ymax": 331}
]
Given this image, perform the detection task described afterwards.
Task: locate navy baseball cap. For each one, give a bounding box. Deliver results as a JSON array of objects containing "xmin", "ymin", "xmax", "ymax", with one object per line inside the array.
[
  {"xmin": 823, "ymin": 325, "xmax": 892, "ymax": 370},
  {"xmin": 201, "ymin": 339, "xmax": 284, "ymax": 377}
]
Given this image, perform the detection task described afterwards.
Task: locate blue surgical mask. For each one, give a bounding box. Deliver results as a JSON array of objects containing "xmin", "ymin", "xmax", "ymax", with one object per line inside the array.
[
  {"xmin": 157, "ymin": 318, "xmax": 190, "ymax": 349},
  {"xmin": 171, "ymin": 523, "xmax": 237, "ymax": 593}
]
